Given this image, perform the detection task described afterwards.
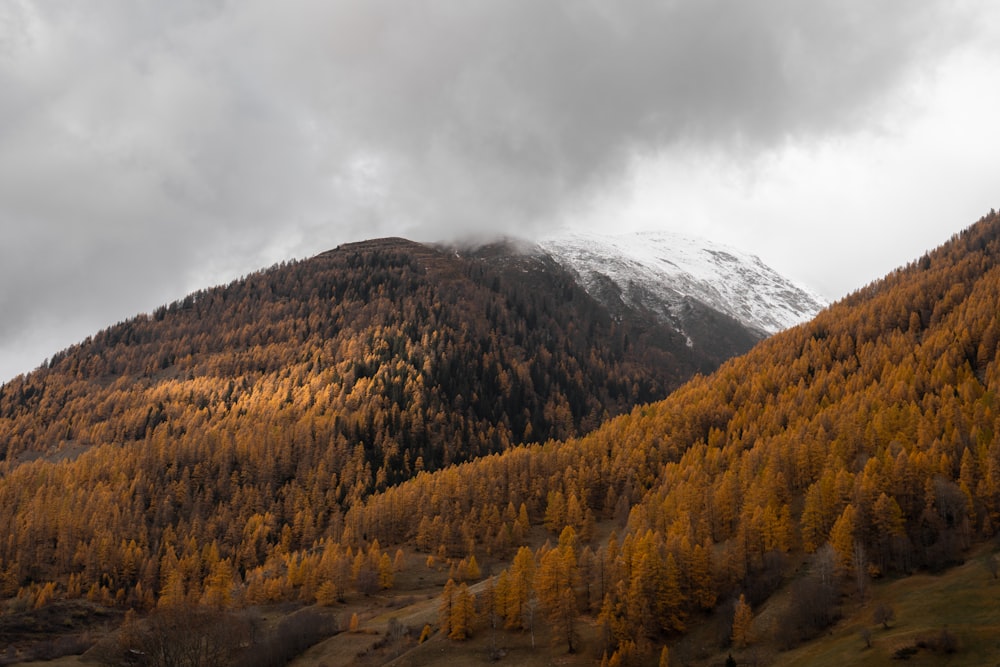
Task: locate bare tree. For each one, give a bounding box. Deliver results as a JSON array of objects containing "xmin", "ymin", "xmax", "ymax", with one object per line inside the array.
[
  {"xmin": 104, "ymin": 605, "xmax": 250, "ymax": 667},
  {"xmin": 814, "ymin": 544, "xmax": 837, "ymax": 590},
  {"xmin": 873, "ymin": 603, "xmax": 895, "ymax": 630},
  {"xmin": 852, "ymin": 540, "xmax": 869, "ymax": 599},
  {"xmin": 478, "ymin": 578, "xmax": 505, "ymax": 660},
  {"xmin": 386, "ymin": 617, "xmax": 407, "ymax": 657},
  {"xmin": 777, "ymin": 547, "xmax": 840, "ymax": 647},
  {"xmin": 935, "ymin": 626, "xmax": 958, "ymax": 653}
]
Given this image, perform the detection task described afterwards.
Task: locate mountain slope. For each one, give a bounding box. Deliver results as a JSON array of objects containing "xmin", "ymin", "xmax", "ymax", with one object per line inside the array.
[
  {"xmin": 446, "ymin": 235, "xmax": 773, "ymax": 366},
  {"xmin": 539, "ymin": 229, "xmax": 826, "ymax": 336},
  {"xmin": 0, "ymin": 228, "xmax": 833, "ymax": 658},
  {"xmin": 345, "ymin": 210, "xmax": 1000, "ymax": 663},
  {"xmin": 0, "ymin": 237, "xmax": 689, "ymax": 479},
  {"xmin": 0, "ymin": 233, "xmax": 786, "ymax": 615}
]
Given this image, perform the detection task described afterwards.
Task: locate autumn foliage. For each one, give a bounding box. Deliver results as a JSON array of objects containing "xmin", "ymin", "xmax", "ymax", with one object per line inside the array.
[
  {"xmin": 3, "ymin": 210, "xmax": 1000, "ymax": 664},
  {"xmin": 389, "ymin": 211, "xmax": 1000, "ymax": 659},
  {"xmin": 0, "ymin": 237, "xmax": 716, "ymax": 611}
]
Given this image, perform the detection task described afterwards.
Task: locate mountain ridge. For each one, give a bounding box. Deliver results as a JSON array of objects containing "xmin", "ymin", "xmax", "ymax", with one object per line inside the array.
[{"xmin": 538, "ymin": 228, "xmax": 827, "ymax": 336}]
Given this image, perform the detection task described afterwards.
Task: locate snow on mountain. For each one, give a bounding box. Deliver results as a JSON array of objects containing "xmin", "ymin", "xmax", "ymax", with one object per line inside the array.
[{"xmin": 538, "ymin": 229, "xmax": 827, "ymax": 336}]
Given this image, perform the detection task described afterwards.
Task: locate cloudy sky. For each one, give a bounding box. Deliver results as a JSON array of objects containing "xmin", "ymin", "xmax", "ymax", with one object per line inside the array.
[{"xmin": 1, "ymin": 1, "xmax": 998, "ymax": 383}]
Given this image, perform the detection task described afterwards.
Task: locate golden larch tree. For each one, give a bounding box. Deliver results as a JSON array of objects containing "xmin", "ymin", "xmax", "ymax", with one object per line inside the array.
[{"xmin": 731, "ymin": 594, "xmax": 753, "ymax": 648}]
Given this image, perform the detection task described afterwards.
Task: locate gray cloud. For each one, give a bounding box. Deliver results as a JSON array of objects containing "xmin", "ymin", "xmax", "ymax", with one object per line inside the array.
[{"xmin": 0, "ymin": 0, "xmax": 985, "ymax": 380}]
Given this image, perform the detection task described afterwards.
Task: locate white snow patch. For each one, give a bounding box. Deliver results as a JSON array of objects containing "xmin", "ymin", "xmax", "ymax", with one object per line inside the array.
[{"xmin": 538, "ymin": 229, "xmax": 827, "ymax": 335}]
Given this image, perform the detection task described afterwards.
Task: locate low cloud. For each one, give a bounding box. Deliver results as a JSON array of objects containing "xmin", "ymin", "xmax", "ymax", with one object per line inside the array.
[{"xmin": 0, "ymin": 0, "xmax": 984, "ymax": 379}]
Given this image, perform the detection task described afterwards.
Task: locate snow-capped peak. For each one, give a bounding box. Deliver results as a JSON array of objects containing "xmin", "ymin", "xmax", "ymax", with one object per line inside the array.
[{"xmin": 538, "ymin": 229, "xmax": 827, "ymax": 335}]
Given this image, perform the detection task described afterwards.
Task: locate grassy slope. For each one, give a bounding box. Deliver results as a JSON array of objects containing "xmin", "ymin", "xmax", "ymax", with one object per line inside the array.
[
  {"xmin": 285, "ymin": 545, "xmax": 1000, "ymax": 667},
  {"xmin": 769, "ymin": 546, "xmax": 1000, "ymax": 667}
]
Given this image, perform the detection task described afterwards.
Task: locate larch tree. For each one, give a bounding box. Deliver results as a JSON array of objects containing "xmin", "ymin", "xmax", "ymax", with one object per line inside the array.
[
  {"xmin": 731, "ymin": 594, "xmax": 753, "ymax": 648},
  {"xmin": 504, "ymin": 546, "xmax": 535, "ymax": 629},
  {"xmin": 449, "ymin": 583, "xmax": 476, "ymax": 640},
  {"xmin": 536, "ymin": 545, "xmax": 579, "ymax": 652},
  {"xmin": 439, "ymin": 578, "xmax": 456, "ymax": 637},
  {"xmin": 829, "ymin": 503, "xmax": 858, "ymax": 574}
]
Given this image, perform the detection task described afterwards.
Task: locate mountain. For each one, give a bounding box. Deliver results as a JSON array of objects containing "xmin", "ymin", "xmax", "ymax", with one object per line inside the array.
[
  {"xmin": 0, "ymin": 233, "xmax": 776, "ymax": 603},
  {"xmin": 442, "ymin": 229, "xmax": 827, "ymax": 369},
  {"xmin": 445, "ymin": 234, "xmax": 786, "ymax": 365},
  {"xmin": 0, "ymin": 237, "xmax": 666, "ymax": 479},
  {"xmin": 342, "ymin": 210, "xmax": 1000, "ymax": 663},
  {"xmin": 0, "ymin": 231, "xmax": 809, "ymax": 480},
  {"xmin": 538, "ymin": 229, "xmax": 827, "ymax": 337},
  {"xmin": 0, "ymin": 228, "xmax": 833, "ymax": 660}
]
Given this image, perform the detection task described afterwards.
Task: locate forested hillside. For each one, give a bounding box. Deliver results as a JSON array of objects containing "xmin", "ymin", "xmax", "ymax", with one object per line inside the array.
[
  {"xmin": 0, "ymin": 236, "xmax": 749, "ymax": 617},
  {"xmin": 3, "ymin": 210, "xmax": 999, "ymax": 665},
  {"xmin": 0, "ymin": 238, "xmax": 730, "ymax": 477},
  {"xmin": 343, "ymin": 211, "xmax": 1000, "ymax": 662}
]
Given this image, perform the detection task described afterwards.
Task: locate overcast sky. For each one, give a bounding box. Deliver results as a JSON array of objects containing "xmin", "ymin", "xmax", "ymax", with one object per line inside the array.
[{"xmin": 1, "ymin": 1, "xmax": 999, "ymax": 383}]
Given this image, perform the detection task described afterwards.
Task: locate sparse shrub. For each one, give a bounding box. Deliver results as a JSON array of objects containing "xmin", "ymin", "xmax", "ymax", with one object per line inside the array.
[
  {"xmin": 97, "ymin": 604, "xmax": 251, "ymax": 667},
  {"xmin": 95, "ymin": 605, "xmax": 337, "ymax": 667},
  {"xmin": 933, "ymin": 627, "xmax": 958, "ymax": 654},
  {"xmin": 5, "ymin": 595, "xmax": 30, "ymax": 614},
  {"xmin": 873, "ymin": 603, "xmax": 895, "ymax": 629},
  {"xmin": 387, "ymin": 617, "xmax": 406, "ymax": 643}
]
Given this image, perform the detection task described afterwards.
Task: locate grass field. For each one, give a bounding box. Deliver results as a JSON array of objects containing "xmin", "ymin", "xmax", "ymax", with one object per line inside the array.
[{"xmin": 770, "ymin": 548, "xmax": 1000, "ymax": 667}]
